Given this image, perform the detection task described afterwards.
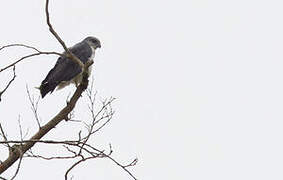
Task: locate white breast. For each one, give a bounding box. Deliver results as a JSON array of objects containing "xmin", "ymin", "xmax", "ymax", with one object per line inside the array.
[{"xmin": 89, "ymin": 46, "xmax": 96, "ymax": 60}]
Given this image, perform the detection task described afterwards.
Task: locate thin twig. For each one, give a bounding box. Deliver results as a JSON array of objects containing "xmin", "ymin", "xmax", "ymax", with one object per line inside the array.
[
  {"xmin": 0, "ymin": 44, "xmax": 41, "ymax": 52},
  {"xmin": 0, "ymin": 51, "xmax": 62, "ymax": 73},
  {"xmin": 0, "ymin": 124, "xmax": 11, "ymax": 152},
  {"xmin": 65, "ymin": 157, "xmax": 95, "ymax": 180},
  {"xmin": 17, "ymin": 116, "xmax": 24, "ymax": 143},
  {"xmin": 0, "ymin": 73, "xmax": 90, "ymax": 174},
  {"xmin": 0, "ymin": 140, "xmax": 79, "ymax": 144},
  {"xmin": 0, "ymin": 65, "xmax": 16, "ymax": 102},
  {"xmin": 78, "ymin": 94, "xmax": 114, "ymax": 156},
  {"xmin": 0, "ymin": 1, "xmax": 137, "ymax": 179},
  {"xmin": 61, "ymin": 143, "xmax": 103, "ymax": 179},
  {"xmin": 123, "ymin": 158, "xmax": 138, "ymax": 168},
  {"xmin": 0, "ymin": 137, "xmax": 138, "ymax": 179},
  {"xmin": 26, "ymin": 86, "xmax": 41, "ymax": 129},
  {"xmin": 25, "ymin": 153, "xmax": 77, "ymax": 160},
  {"xmin": 45, "ymin": 0, "xmax": 84, "ymax": 69},
  {"xmin": 82, "ymin": 97, "xmax": 115, "ymax": 141},
  {"xmin": 10, "ymin": 148, "xmax": 23, "ymax": 180},
  {"xmin": 82, "ymin": 143, "xmax": 138, "ymax": 180}
]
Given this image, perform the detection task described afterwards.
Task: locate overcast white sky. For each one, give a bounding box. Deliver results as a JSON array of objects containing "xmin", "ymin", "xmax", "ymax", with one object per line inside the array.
[{"xmin": 1, "ymin": 0, "xmax": 283, "ymax": 179}]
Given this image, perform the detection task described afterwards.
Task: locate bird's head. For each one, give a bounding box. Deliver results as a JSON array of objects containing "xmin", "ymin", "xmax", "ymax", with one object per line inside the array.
[{"xmin": 84, "ymin": 36, "xmax": 101, "ymax": 49}]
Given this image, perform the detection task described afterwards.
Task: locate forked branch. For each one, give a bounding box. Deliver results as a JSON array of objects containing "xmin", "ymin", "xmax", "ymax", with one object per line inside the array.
[{"xmin": 0, "ymin": 0, "xmax": 92, "ymax": 174}]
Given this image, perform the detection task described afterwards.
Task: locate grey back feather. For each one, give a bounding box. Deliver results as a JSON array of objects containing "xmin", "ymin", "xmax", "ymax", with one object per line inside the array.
[{"xmin": 40, "ymin": 41, "xmax": 93, "ymax": 98}]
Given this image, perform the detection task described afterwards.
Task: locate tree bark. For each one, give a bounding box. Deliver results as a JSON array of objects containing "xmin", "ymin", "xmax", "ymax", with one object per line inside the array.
[{"xmin": 0, "ymin": 73, "xmax": 89, "ymax": 174}]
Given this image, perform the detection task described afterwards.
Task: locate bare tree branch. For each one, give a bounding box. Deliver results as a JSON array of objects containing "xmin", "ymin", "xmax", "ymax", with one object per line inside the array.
[
  {"xmin": 65, "ymin": 157, "xmax": 95, "ymax": 180},
  {"xmin": 1, "ymin": 137, "xmax": 138, "ymax": 179},
  {"xmin": 0, "ymin": 71, "xmax": 90, "ymax": 174},
  {"xmin": 0, "ymin": 140, "xmax": 80, "ymax": 145},
  {"xmin": 26, "ymin": 86, "xmax": 41, "ymax": 129},
  {"xmin": 0, "ymin": 44, "xmax": 42, "ymax": 52},
  {"xmin": 79, "ymin": 88, "xmax": 115, "ymax": 155},
  {"xmin": 10, "ymin": 147, "xmax": 23, "ymax": 180},
  {"xmin": 25, "ymin": 152, "xmax": 78, "ymax": 160},
  {"xmin": 0, "ymin": 65, "xmax": 16, "ymax": 102},
  {"xmin": 17, "ymin": 116, "xmax": 24, "ymax": 142},
  {"xmin": 0, "ymin": 0, "xmax": 137, "ymax": 179},
  {"xmin": 0, "ymin": 0, "xmax": 94, "ymax": 173},
  {"xmin": 0, "ymin": 124, "xmax": 11, "ymax": 152},
  {"xmin": 83, "ymin": 143, "xmax": 138, "ymax": 180},
  {"xmin": 0, "ymin": 94, "xmax": 137, "ymax": 180},
  {"xmin": 0, "ymin": 51, "xmax": 62, "ymax": 73},
  {"xmin": 45, "ymin": 0, "xmax": 84, "ymax": 69}
]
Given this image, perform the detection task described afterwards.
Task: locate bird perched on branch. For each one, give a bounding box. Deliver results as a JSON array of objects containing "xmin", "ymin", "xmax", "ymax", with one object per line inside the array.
[{"xmin": 39, "ymin": 36, "xmax": 101, "ymax": 98}]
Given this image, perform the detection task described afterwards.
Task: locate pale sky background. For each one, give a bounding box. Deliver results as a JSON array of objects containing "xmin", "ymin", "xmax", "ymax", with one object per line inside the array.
[{"xmin": 1, "ymin": 0, "xmax": 283, "ymax": 179}]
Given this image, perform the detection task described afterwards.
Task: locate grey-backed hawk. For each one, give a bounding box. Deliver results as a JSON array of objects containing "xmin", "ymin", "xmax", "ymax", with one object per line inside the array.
[{"xmin": 39, "ymin": 36, "xmax": 101, "ymax": 98}]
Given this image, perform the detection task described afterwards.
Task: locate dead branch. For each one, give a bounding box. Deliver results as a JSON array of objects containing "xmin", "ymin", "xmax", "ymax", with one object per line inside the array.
[
  {"xmin": 0, "ymin": 43, "xmax": 62, "ymax": 73},
  {"xmin": 0, "ymin": 0, "xmax": 93, "ymax": 173},
  {"xmin": 0, "ymin": 44, "xmax": 42, "ymax": 52},
  {"xmin": 79, "ymin": 92, "xmax": 115, "ymax": 155},
  {"xmin": 0, "ymin": 69, "xmax": 90, "ymax": 174},
  {"xmin": 0, "ymin": 93, "xmax": 137, "ymax": 180},
  {"xmin": 10, "ymin": 147, "xmax": 23, "ymax": 180},
  {"xmin": 17, "ymin": 116, "xmax": 24, "ymax": 143},
  {"xmin": 0, "ymin": 0, "xmax": 137, "ymax": 179},
  {"xmin": 26, "ymin": 86, "xmax": 41, "ymax": 129},
  {"xmin": 0, "ymin": 51, "xmax": 62, "ymax": 73},
  {"xmin": 0, "ymin": 124, "xmax": 11, "ymax": 152},
  {"xmin": 82, "ymin": 143, "xmax": 138, "ymax": 180},
  {"xmin": 1, "ymin": 137, "xmax": 138, "ymax": 179},
  {"xmin": 45, "ymin": 0, "xmax": 84, "ymax": 69},
  {"xmin": 64, "ymin": 157, "xmax": 95, "ymax": 180},
  {"xmin": 0, "ymin": 65, "xmax": 16, "ymax": 102},
  {"xmin": 0, "ymin": 140, "xmax": 79, "ymax": 145}
]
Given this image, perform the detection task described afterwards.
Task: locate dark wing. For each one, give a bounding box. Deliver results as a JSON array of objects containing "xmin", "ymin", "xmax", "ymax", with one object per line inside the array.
[{"xmin": 40, "ymin": 42, "xmax": 93, "ymax": 98}]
